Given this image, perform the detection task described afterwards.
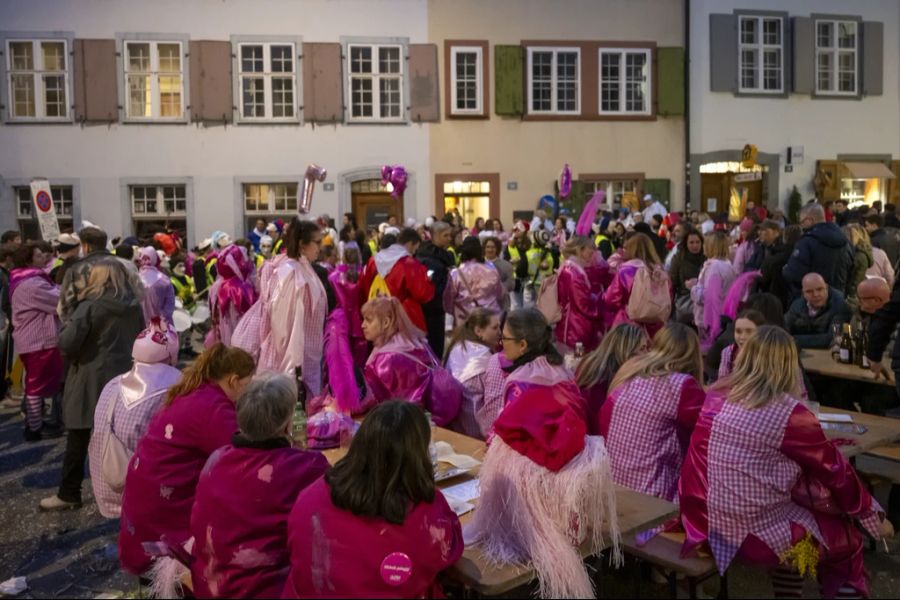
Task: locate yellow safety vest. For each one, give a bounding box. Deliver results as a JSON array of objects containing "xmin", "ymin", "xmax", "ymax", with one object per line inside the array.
[
  {"xmin": 506, "ymin": 245, "xmax": 522, "ymax": 278},
  {"xmin": 526, "ymin": 248, "xmax": 553, "ymax": 283},
  {"xmin": 273, "ymin": 238, "xmax": 284, "ymax": 255},
  {"xmin": 594, "ymin": 234, "xmax": 615, "ymax": 251},
  {"xmin": 205, "ymin": 257, "xmax": 218, "ymax": 286},
  {"xmin": 171, "ymin": 275, "xmax": 195, "ymax": 309},
  {"xmin": 255, "ymin": 253, "xmax": 264, "ymax": 270},
  {"xmin": 449, "ymin": 246, "xmax": 460, "ymax": 266},
  {"xmin": 368, "ymin": 239, "xmax": 377, "ymax": 257}
]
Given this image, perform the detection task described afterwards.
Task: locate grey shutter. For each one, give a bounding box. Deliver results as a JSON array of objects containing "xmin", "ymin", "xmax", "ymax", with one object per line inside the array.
[
  {"xmin": 862, "ymin": 21, "xmax": 883, "ymax": 96},
  {"xmin": 709, "ymin": 14, "xmax": 737, "ymax": 93},
  {"xmin": 302, "ymin": 43, "xmax": 343, "ymax": 123},
  {"xmin": 792, "ymin": 17, "xmax": 814, "ymax": 94},
  {"xmin": 408, "ymin": 44, "xmax": 440, "ymax": 122},
  {"xmin": 189, "ymin": 41, "xmax": 233, "ymax": 123},
  {"xmin": 73, "ymin": 39, "xmax": 118, "ymax": 122},
  {"xmin": 781, "ymin": 17, "xmax": 793, "ymax": 95}
]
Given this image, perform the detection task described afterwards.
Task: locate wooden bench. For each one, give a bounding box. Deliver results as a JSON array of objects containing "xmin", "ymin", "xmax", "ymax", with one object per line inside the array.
[{"xmin": 624, "ymin": 531, "xmax": 726, "ymax": 599}]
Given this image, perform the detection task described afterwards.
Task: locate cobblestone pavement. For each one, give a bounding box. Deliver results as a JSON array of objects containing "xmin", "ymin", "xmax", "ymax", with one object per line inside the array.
[{"xmin": 1, "ymin": 401, "xmax": 898, "ymax": 599}]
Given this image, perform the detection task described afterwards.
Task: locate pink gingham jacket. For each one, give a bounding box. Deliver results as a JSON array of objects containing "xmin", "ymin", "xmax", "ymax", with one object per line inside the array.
[
  {"xmin": 717, "ymin": 344, "xmax": 736, "ymax": 380},
  {"xmin": 10, "ymin": 269, "xmax": 61, "ymax": 354},
  {"xmin": 599, "ymin": 372, "xmax": 705, "ymax": 502}
]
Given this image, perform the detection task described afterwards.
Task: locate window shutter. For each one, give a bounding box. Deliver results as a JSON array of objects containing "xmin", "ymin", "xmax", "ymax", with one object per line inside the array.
[
  {"xmin": 791, "ymin": 17, "xmax": 814, "ymax": 94},
  {"xmin": 643, "ymin": 179, "xmax": 671, "ymax": 209},
  {"xmin": 555, "ymin": 179, "xmax": 587, "ymax": 220},
  {"xmin": 709, "ymin": 14, "xmax": 738, "ymax": 93},
  {"xmin": 303, "ymin": 42, "xmax": 343, "ymax": 123},
  {"xmin": 189, "ymin": 41, "xmax": 233, "ymax": 123},
  {"xmin": 657, "ymin": 47, "xmax": 684, "ymax": 116},
  {"xmin": 73, "ymin": 39, "xmax": 118, "ymax": 122},
  {"xmin": 495, "ymin": 45, "xmax": 523, "ymax": 116},
  {"xmin": 862, "ymin": 21, "xmax": 883, "ymax": 96},
  {"xmin": 408, "ymin": 44, "xmax": 439, "ymax": 122}
]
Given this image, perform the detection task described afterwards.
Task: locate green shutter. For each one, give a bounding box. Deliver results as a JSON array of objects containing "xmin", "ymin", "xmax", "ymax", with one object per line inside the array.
[
  {"xmin": 495, "ymin": 45, "xmax": 524, "ymax": 116},
  {"xmin": 643, "ymin": 179, "xmax": 671, "ymax": 209},
  {"xmin": 657, "ymin": 47, "xmax": 684, "ymax": 116}
]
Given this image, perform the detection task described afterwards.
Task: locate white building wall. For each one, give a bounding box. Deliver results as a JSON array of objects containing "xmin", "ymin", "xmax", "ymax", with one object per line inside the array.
[
  {"xmin": 0, "ymin": 0, "xmax": 430, "ymax": 244},
  {"xmin": 690, "ymin": 0, "xmax": 900, "ymax": 208}
]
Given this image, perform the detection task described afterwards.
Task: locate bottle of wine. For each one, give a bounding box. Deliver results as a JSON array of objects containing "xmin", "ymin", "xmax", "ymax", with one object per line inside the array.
[
  {"xmin": 839, "ymin": 323, "xmax": 854, "ymax": 365},
  {"xmin": 858, "ymin": 323, "xmax": 870, "ymax": 368}
]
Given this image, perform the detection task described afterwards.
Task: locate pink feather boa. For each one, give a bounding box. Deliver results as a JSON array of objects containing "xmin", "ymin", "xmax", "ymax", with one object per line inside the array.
[{"xmin": 722, "ymin": 270, "xmax": 761, "ymax": 321}]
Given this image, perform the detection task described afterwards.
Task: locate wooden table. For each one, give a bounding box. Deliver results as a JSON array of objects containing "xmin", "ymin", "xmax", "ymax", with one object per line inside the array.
[
  {"xmin": 323, "ymin": 427, "xmax": 678, "ymax": 596},
  {"xmin": 819, "ymin": 406, "xmax": 900, "ymax": 457},
  {"xmin": 801, "ymin": 349, "xmax": 895, "ymax": 387},
  {"xmin": 867, "ymin": 444, "xmax": 900, "ymax": 463}
]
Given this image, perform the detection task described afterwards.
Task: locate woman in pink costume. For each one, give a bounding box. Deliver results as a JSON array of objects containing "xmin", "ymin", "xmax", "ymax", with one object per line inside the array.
[
  {"xmin": 555, "ymin": 235, "xmax": 607, "ymax": 352},
  {"xmin": 679, "ymin": 327, "xmax": 892, "ymax": 599},
  {"xmin": 443, "ymin": 236, "xmax": 506, "ymax": 328},
  {"xmin": 689, "ymin": 231, "xmax": 737, "ymax": 352},
  {"xmin": 327, "ymin": 244, "xmax": 367, "ymax": 367},
  {"xmin": 207, "ymin": 244, "xmax": 257, "ymax": 347},
  {"xmin": 136, "ymin": 246, "xmax": 175, "ymax": 326},
  {"xmin": 603, "ymin": 232, "xmax": 670, "ymax": 339}
]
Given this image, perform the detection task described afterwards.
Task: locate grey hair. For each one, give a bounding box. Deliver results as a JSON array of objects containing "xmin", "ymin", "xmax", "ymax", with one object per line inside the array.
[
  {"xmin": 236, "ymin": 374, "xmax": 297, "ymax": 441},
  {"xmin": 800, "ymin": 202, "xmax": 825, "ymax": 223},
  {"xmin": 430, "ymin": 221, "xmax": 451, "ymax": 235}
]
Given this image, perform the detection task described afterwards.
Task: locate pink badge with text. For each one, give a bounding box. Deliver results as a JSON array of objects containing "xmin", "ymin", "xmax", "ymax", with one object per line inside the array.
[{"xmin": 380, "ymin": 552, "xmax": 413, "ymax": 586}]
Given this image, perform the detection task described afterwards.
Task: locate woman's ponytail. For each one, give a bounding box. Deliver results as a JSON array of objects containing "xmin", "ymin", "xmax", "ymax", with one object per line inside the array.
[{"xmin": 165, "ymin": 342, "xmax": 256, "ymax": 405}]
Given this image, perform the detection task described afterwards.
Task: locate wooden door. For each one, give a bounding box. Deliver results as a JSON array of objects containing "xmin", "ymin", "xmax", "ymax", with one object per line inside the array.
[
  {"xmin": 353, "ymin": 193, "xmax": 403, "ymax": 231},
  {"xmin": 700, "ymin": 174, "xmax": 727, "ymax": 215}
]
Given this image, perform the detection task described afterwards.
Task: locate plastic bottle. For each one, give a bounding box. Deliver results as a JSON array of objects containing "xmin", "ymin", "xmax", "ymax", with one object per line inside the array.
[{"xmin": 424, "ymin": 410, "xmax": 438, "ymax": 472}]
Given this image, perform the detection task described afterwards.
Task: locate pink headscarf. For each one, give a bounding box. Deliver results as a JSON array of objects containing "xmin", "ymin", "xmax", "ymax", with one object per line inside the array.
[
  {"xmin": 211, "ymin": 245, "xmax": 257, "ymax": 315},
  {"xmin": 132, "ymin": 317, "xmax": 179, "ymax": 366},
  {"xmin": 137, "ymin": 246, "xmax": 160, "ymax": 270}
]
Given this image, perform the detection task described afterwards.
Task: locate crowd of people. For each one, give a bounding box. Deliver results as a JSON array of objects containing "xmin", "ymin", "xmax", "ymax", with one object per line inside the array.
[{"xmin": 0, "ymin": 191, "xmax": 897, "ymax": 599}]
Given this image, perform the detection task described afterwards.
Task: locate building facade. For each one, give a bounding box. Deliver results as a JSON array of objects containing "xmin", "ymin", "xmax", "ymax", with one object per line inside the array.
[{"xmin": 690, "ymin": 0, "xmax": 900, "ymax": 217}]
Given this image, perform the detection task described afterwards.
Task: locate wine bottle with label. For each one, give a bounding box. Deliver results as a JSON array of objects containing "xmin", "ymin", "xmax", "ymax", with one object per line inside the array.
[{"xmin": 839, "ymin": 323, "xmax": 854, "ymax": 365}]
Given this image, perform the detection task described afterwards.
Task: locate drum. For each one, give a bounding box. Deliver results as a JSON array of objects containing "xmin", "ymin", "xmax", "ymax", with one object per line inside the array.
[
  {"xmin": 191, "ymin": 300, "xmax": 211, "ymax": 325},
  {"xmin": 173, "ymin": 309, "xmax": 192, "ymax": 333},
  {"xmin": 174, "ymin": 298, "xmax": 184, "ymax": 310}
]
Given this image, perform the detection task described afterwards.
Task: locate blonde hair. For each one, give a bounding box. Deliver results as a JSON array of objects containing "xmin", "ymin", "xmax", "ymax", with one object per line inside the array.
[
  {"xmin": 562, "ymin": 235, "xmax": 594, "ymax": 259},
  {"xmin": 704, "ymin": 230, "xmax": 731, "ymax": 260},
  {"xmin": 166, "ymin": 342, "xmax": 256, "ymax": 405},
  {"xmin": 716, "ymin": 326, "xmax": 800, "ymax": 409},
  {"xmin": 576, "ymin": 324, "xmax": 648, "ymax": 389},
  {"xmin": 82, "ymin": 259, "xmax": 142, "ymax": 301},
  {"xmin": 844, "ymin": 223, "xmax": 872, "ymax": 251},
  {"xmin": 361, "ymin": 296, "xmax": 423, "ymax": 344},
  {"xmin": 609, "ymin": 323, "xmax": 703, "ymax": 393},
  {"xmin": 624, "ymin": 233, "xmax": 661, "ymax": 267}
]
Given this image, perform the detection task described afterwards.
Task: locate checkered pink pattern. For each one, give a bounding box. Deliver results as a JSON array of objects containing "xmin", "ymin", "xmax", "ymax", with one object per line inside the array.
[
  {"xmin": 11, "ymin": 276, "xmax": 61, "ymax": 354},
  {"xmin": 454, "ymin": 373, "xmax": 486, "ymax": 439},
  {"xmin": 475, "ymin": 353, "xmax": 509, "ymax": 438},
  {"xmin": 605, "ymin": 373, "xmax": 704, "ymax": 502},
  {"xmin": 718, "ymin": 344, "xmax": 735, "ymax": 380},
  {"xmin": 88, "ymin": 376, "xmax": 169, "ymax": 518}
]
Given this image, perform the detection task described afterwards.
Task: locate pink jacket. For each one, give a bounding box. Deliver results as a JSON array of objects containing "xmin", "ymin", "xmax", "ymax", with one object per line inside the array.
[
  {"xmin": 443, "ymin": 260, "xmax": 506, "ymax": 326},
  {"xmin": 328, "ymin": 265, "xmax": 367, "ymax": 367},
  {"xmin": 602, "ymin": 259, "xmax": 668, "ymax": 339},
  {"xmin": 190, "ymin": 443, "xmax": 329, "ymax": 598},
  {"xmin": 691, "ymin": 258, "xmax": 737, "ymax": 351},
  {"xmin": 119, "ymin": 382, "xmax": 237, "ymax": 575},
  {"xmin": 10, "ymin": 268, "xmax": 60, "ymax": 354},
  {"xmin": 555, "ymin": 258, "xmax": 603, "ymax": 352},
  {"xmin": 867, "ymin": 246, "xmax": 895, "ymax": 289},
  {"xmin": 599, "ymin": 372, "xmax": 705, "ymax": 502},
  {"xmin": 284, "ymin": 478, "xmax": 463, "ymax": 598}
]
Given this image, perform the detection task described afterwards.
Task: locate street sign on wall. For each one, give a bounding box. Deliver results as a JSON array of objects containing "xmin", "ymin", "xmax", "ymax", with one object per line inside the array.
[{"xmin": 30, "ymin": 178, "xmax": 61, "ymax": 241}]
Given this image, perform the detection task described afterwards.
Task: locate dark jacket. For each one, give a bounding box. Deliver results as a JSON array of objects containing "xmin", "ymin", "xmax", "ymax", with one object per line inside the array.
[
  {"xmin": 782, "ymin": 222, "xmax": 854, "ymax": 301},
  {"xmin": 416, "ymin": 242, "xmax": 454, "ymax": 316},
  {"xmin": 870, "ymin": 227, "xmax": 900, "ymax": 269},
  {"xmin": 758, "ymin": 241, "xmax": 793, "ymax": 309},
  {"xmin": 669, "ymin": 249, "xmax": 704, "ymax": 297},
  {"xmin": 846, "ymin": 245, "xmax": 874, "ymax": 302},
  {"xmin": 312, "ymin": 263, "xmax": 337, "ymax": 313},
  {"xmin": 785, "ymin": 287, "xmax": 852, "ymax": 350},
  {"xmin": 58, "ymin": 291, "xmax": 145, "ymax": 429},
  {"xmin": 867, "ymin": 275, "xmax": 900, "ymax": 370},
  {"xmin": 58, "ymin": 250, "xmax": 112, "ymax": 323}
]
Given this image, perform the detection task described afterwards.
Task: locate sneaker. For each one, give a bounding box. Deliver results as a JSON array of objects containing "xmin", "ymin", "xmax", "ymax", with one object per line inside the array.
[
  {"xmin": 39, "ymin": 495, "xmax": 82, "ymax": 511},
  {"xmin": 40, "ymin": 423, "xmax": 65, "ymax": 438},
  {"xmin": 23, "ymin": 427, "xmax": 43, "ymax": 442}
]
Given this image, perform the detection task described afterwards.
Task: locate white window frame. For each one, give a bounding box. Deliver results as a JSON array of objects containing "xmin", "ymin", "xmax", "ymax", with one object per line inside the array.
[
  {"xmin": 584, "ymin": 179, "xmax": 639, "ymax": 208},
  {"xmin": 15, "ymin": 185, "xmax": 75, "ymax": 219},
  {"xmin": 237, "ymin": 42, "xmax": 298, "ymax": 122},
  {"xmin": 242, "ymin": 182, "xmax": 299, "ymax": 215},
  {"xmin": 450, "ymin": 46, "xmax": 483, "ymax": 116},
  {"xmin": 737, "ymin": 15, "xmax": 784, "ymax": 94},
  {"xmin": 129, "ymin": 184, "xmax": 188, "ymax": 219},
  {"xmin": 123, "ymin": 40, "xmax": 185, "ymax": 121},
  {"xmin": 598, "ymin": 48, "xmax": 652, "ymax": 115},
  {"xmin": 346, "ymin": 43, "xmax": 405, "ymax": 123},
  {"xmin": 5, "ymin": 38, "xmax": 70, "ymax": 121},
  {"xmin": 815, "ymin": 19, "xmax": 858, "ymax": 96},
  {"xmin": 526, "ymin": 47, "xmax": 581, "ymax": 115}
]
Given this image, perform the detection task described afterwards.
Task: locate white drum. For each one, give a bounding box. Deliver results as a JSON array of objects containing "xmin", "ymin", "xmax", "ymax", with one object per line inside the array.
[
  {"xmin": 191, "ymin": 300, "xmax": 211, "ymax": 325},
  {"xmin": 173, "ymin": 309, "xmax": 192, "ymax": 333},
  {"xmin": 174, "ymin": 297, "xmax": 184, "ymax": 310}
]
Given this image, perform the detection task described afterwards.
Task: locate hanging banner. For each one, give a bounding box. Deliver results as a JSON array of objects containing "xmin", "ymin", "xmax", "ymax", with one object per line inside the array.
[
  {"xmin": 734, "ymin": 171, "xmax": 763, "ymax": 183},
  {"xmin": 30, "ymin": 178, "xmax": 61, "ymax": 241}
]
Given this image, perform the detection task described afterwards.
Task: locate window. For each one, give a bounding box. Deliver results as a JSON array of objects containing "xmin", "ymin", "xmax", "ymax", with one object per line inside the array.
[
  {"xmin": 584, "ymin": 179, "xmax": 638, "ymax": 208},
  {"xmin": 442, "ymin": 180, "xmax": 490, "ymax": 229},
  {"xmin": 450, "ymin": 46, "xmax": 483, "ymax": 115},
  {"xmin": 238, "ymin": 43, "xmax": 298, "ymax": 121},
  {"xmin": 816, "ymin": 20, "xmax": 857, "ymax": 95},
  {"xmin": 599, "ymin": 48, "xmax": 651, "ymax": 114},
  {"xmin": 124, "ymin": 41, "xmax": 184, "ymax": 119},
  {"xmin": 347, "ymin": 44, "xmax": 404, "ymax": 122},
  {"xmin": 15, "ymin": 185, "xmax": 75, "ymax": 237},
  {"xmin": 527, "ymin": 47, "xmax": 580, "ymax": 114},
  {"xmin": 6, "ymin": 39, "xmax": 69, "ymax": 120},
  {"xmin": 738, "ymin": 16, "xmax": 783, "ymax": 93},
  {"xmin": 129, "ymin": 184, "xmax": 187, "ymax": 239}
]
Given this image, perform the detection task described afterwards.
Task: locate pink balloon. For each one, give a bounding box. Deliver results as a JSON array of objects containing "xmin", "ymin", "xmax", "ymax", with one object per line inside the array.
[{"xmin": 300, "ymin": 164, "xmax": 327, "ymax": 214}]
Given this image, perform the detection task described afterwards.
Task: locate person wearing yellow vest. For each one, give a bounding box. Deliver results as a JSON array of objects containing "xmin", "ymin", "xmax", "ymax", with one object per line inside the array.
[
  {"xmin": 593, "ymin": 232, "xmax": 615, "ymax": 260},
  {"xmin": 170, "ymin": 255, "xmax": 196, "ymax": 311}
]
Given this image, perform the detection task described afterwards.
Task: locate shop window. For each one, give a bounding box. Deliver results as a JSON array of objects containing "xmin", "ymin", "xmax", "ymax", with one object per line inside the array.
[
  {"xmin": 238, "ymin": 43, "xmax": 297, "ymax": 121},
  {"xmin": 738, "ymin": 15, "xmax": 783, "ymax": 93},
  {"xmin": 599, "ymin": 49, "xmax": 651, "ymax": 114},
  {"xmin": 15, "ymin": 185, "xmax": 74, "ymax": 238},
  {"xmin": 243, "ymin": 182, "xmax": 298, "ymax": 232},
  {"xmin": 124, "ymin": 41, "xmax": 184, "ymax": 120},
  {"xmin": 816, "ymin": 20, "xmax": 857, "ymax": 95},
  {"xmin": 526, "ymin": 47, "xmax": 579, "ymax": 115},
  {"xmin": 347, "ymin": 43, "xmax": 404, "ymax": 122},
  {"xmin": 6, "ymin": 39, "xmax": 70, "ymax": 120},
  {"xmin": 442, "ymin": 181, "xmax": 490, "ymax": 230}
]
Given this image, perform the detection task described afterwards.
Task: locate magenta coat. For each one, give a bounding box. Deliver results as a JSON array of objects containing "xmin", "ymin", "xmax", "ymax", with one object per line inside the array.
[
  {"xmin": 119, "ymin": 382, "xmax": 237, "ymax": 575},
  {"xmin": 362, "ymin": 335, "xmax": 462, "ymax": 426},
  {"xmin": 443, "ymin": 261, "xmax": 506, "ymax": 327},
  {"xmin": 328, "ymin": 266, "xmax": 367, "ymax": 367},
  {"xmin": 190, "ymin": 441, "xmax": 329, "ymax": 598},
  {"xmin": 283, "ymin": 478, "xmax": 464, "ymax": 598},
  {"xmin": 555, "ymin": 259, "xmax": 603, "ymax": 352},
  {"xmin": 602, "ymin": 259, "xmax": 668, "ymax": 339}
]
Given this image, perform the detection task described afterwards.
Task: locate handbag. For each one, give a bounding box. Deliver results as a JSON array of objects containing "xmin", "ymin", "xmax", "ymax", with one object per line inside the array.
[
  {"xmin": 101, "ymin": 396, "xmax": 132, "ymax": 494},
  {"xmin": 674, "ymin": 292, "xmax": 694, "ymax": 324},
  {"xmin": 790, "ymin": 474, "xmax": 842, "ymax": 515}
]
